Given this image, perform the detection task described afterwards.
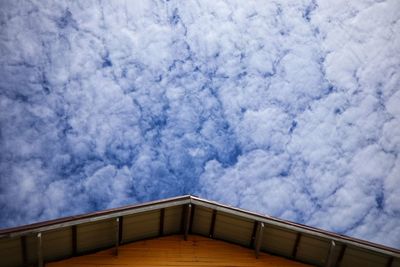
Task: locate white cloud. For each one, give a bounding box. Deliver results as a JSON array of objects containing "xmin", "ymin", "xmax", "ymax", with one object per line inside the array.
[{"xmin": 0, "ymin": 0, "xmax": 399, "ymax": 249}]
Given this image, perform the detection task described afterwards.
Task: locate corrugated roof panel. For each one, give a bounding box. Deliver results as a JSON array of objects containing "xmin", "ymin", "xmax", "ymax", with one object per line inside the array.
[
  {"xmin": 295, "ymin": 234, "xmax": 330, "ymax": 266},
  {"xmin": 191, "ymin": 205, "xmax": 212, "ymax": 236},
  {"xmin": 122, "ymin": 210, "xmax": 159, "ymax": 243},
  {"xmin": 163, "ymin": 206, "xmax": 182, "ymax": 235},
  {"xmin": 77, "ymin": 219, "xmax": 115, "ymax": 254},
  {"xmin": 42, "ymin": 228, "xmax": 72, "ymax": 262},
  {"xmin": 0, "ymin": 236, "xmax": 22, "ymax": 267},
  {"xmin": 341, "ymin": 246, "xmax": 390, "ymax": 267},
  {"xmin": 214, "ymin": 212, "xmax": 253, "ymax": 247},
  {"xmin": 261, "ymin": 225, "xmax": 297, "ymax": 258}
]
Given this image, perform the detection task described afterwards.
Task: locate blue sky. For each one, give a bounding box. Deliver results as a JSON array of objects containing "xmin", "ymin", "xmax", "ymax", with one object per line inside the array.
[{"xmin": 0, "ymin": 0, "xmax": 399, "ymax": 248}]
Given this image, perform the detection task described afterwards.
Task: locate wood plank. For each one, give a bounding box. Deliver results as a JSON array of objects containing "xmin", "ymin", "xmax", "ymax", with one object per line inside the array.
[{"xmin": 46, "ymin": 235, "xmax": 311, "ymax": 267}]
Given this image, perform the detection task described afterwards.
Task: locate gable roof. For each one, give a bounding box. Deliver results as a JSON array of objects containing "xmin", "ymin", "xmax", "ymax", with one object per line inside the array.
[{"xmin": 0, "ymin": 195, "xmax": 399, "ymax": 267}]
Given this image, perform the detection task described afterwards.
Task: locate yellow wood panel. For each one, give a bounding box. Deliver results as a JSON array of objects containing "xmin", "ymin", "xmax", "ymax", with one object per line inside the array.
[{"xmin": 46, "ymin": 235, "xmax": 312, "ymax": 267}]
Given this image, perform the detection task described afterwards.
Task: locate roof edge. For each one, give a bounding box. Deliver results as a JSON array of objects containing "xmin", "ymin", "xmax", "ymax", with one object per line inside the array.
[
  {"xmin": 189, "ymin": 196, "xmax": 400, "ymax": 256},
  {"xmin": 0, "ymin": 195, "xmax": 191, "ymax": 237},
  {"xmin": 1, "ymin": 194, "xmax": 399, "ymax": 257}
]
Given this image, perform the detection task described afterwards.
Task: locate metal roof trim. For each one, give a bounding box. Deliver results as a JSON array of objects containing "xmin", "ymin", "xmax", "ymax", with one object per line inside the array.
[
  {"xmin": 0, "ymin": 194, "xmax": 399, "ymax": 258},
  {"xmin": 0, "ymin": 195, "xmax": 191, "ymax": 238},
  {"xmin": 189, "ymin": 196, "xmax": 400, "ymax": 257}
]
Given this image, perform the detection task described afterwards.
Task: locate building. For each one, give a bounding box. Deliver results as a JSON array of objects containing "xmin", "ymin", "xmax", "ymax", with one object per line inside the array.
[{"xmin": 0, "ymin": 195, "xmax": 399, "ymax": 267}]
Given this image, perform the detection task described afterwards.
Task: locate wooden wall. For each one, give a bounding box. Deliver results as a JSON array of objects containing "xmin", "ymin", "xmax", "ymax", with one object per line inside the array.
[{"xmin": 46, "ymin": 235, "xmax": 310, "ymax": 267}]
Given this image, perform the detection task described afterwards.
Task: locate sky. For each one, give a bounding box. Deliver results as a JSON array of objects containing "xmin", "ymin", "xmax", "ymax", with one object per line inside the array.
[{"xmin": 0, "ymin": 0, "xmax": 399, "ymax": 249}]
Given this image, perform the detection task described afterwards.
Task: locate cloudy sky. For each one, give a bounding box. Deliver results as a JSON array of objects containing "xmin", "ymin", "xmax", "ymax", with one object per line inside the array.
[{"xmin": 0, "ymin": 0, "xmax": 399, "ymax": 248}]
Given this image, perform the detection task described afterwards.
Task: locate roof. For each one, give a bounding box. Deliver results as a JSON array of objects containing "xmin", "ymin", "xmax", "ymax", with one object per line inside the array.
[{"xmin": 0, "ymin": 195, "xmax": 399, "ymax": 267}]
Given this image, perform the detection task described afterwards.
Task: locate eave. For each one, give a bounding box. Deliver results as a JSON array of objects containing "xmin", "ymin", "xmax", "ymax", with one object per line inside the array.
[{"xmin": 0, "ymin": 195, "xmax": 399, "ymax": 267}]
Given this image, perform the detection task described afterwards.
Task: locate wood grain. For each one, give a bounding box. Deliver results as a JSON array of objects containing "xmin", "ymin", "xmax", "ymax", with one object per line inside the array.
[{"xmin": 46, "ymin": 235, "xmax": 311, "ymax": 267}]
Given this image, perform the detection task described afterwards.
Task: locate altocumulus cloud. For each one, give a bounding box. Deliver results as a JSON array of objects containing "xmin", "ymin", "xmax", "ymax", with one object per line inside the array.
[{"xmin": 0, "ymin": 0, "xmax": 399, "ymax": 248}]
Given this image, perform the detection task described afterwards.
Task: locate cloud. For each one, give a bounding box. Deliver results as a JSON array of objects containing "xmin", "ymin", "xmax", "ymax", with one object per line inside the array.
[{"xmin": 0, "ymin": 0, "xmax": 399, "ymax": 249}]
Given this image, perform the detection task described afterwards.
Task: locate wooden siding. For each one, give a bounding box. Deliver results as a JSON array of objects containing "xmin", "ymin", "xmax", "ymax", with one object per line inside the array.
[{"xmin": 46, "ymin": 235, "xmax": 311, "ymax": 267}]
